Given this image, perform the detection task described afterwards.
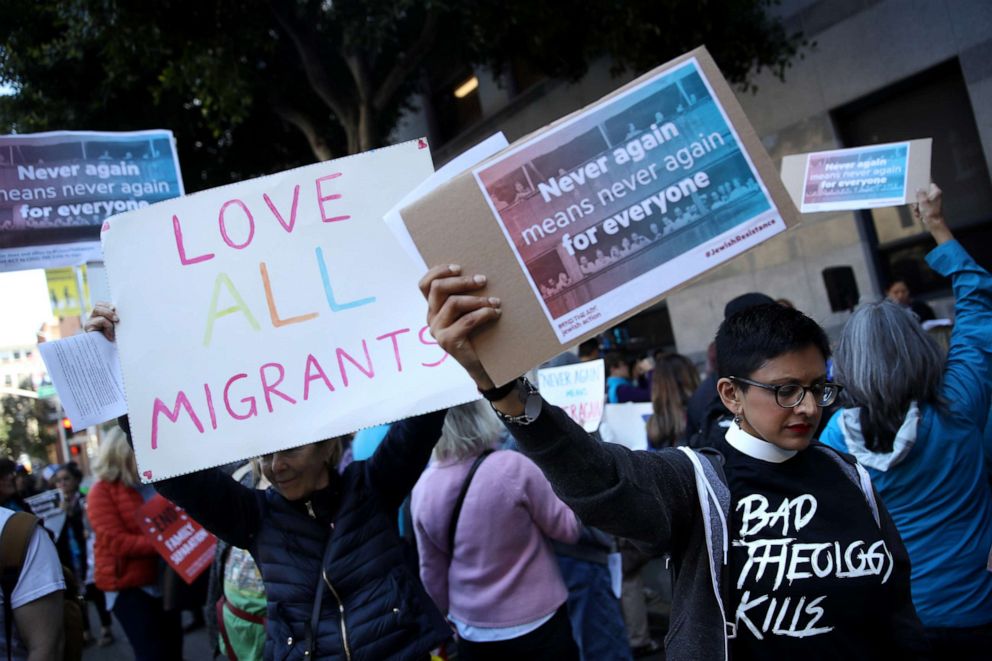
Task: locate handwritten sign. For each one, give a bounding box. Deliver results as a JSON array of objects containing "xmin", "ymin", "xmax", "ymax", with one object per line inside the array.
[
  {"xmin": 598, "ymin": 402, "xmax": 653, "ymax": 452},
  {"xmin": 779, "ymin": 139, "xmax": 931, "ymax": 213},
  {"xmin": 0, "ymin": 130, "xmax": 183, "ymax": 272},
  {"xmin": 24, "ymin": 489, "xmax": 66, "ymax": 539},
  {"xmin": 137, "ymin": 494, "xmax": 216, "ymax": 584},
  {"xmin": 102, "ymin": 140, "xmax": 478, "ymax": 481},
  {"xmin": 402, "ymin": 47, "xmax": 798, "ymax": 385},
  {"xmin": 537, "ymin": 359, "xmax": 604, "ymax": 431}
]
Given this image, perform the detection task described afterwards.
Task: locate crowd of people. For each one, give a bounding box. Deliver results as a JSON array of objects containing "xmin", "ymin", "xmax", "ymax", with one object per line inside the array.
[{"xmin": 2, "ymin": 184, "xmax": 990, "ymax": 661}]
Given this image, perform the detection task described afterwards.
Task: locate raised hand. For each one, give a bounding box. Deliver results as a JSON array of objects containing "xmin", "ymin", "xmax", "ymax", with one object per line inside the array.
[{"xmin": 84, "ymin": 302, "xmax": 119, "ymax": 342}]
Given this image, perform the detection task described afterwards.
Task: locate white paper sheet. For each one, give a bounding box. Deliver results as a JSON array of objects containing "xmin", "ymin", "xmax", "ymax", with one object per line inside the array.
[{"xmin": 37, "ymin": 332, "xmax": 127, "ymax": 428}]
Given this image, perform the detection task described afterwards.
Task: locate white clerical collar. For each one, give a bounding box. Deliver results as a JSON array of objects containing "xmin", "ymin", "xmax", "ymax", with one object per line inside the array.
[{"xmin": 725, "ymin": 423, "xmax": 797, "ymax": 463}]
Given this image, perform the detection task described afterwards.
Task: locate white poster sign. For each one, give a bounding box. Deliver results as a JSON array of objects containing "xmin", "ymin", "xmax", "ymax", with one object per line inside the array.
[
  {"xmin": 25, "ymin": 489, "xmax": 66, "ymax": 539},
  {"xmin": 599, "ymin": 402, "xmax": 653, "ymax": 452},
  {"xmin": 102, "ymin": 140, "xmax": 478, "ymax": 481},
  {"xmin": 537, "ymin": 359, "xmax": 605, "ymax": 432}
]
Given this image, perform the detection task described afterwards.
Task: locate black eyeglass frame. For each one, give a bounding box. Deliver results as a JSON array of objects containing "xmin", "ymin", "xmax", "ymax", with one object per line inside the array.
[{"xmin": 729, "ymin": 376, "xmax": 843, "ymax": 409}]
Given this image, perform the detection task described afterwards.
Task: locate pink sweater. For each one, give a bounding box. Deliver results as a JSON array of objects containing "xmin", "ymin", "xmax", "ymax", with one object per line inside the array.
[{"xmin": 411, "ymin": 450, "xmax": 580, "ymax": 627}]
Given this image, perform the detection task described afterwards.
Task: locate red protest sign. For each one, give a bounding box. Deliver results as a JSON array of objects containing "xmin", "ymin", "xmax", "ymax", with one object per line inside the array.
[{"xmin": 137, "ymin": 494, "xmax": 217, "ymax": 584}]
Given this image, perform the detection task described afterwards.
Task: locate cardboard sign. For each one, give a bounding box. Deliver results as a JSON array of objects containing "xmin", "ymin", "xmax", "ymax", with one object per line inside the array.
[
  {"xmin": 137, "ymin": 494, "xmax": 216, "ymax": 584},
  {"xmin": 402, "ymin": 47, "xmax": 797, "ymax": 385},
  {"xmin": 780, "ymin": 139, "xmax": 931, "ymax": 213},
  {"xmin": 0, "ymin": 130, "xmax": 183, "ymax": 272},
  {"xmin": 101, "ymin": 140, "xmax": 478, "ymax": 481},
  {"xmin": 537, "ymin": 359, "xmax": 605, "ymax": 431},
  {"xmin": 599, "ymin": 402, "xmax": 653, "ymax": 452}
]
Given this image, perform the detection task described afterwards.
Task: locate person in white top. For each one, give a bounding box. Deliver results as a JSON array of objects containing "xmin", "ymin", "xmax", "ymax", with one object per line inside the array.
[{"xmin": 0, "ymin": 506, "xmax": 65, "ymax": 661}]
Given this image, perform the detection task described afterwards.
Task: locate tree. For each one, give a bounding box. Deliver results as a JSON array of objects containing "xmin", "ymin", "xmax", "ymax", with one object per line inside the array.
[
  {"xmin": 0, "ymin": 390, "xmax": 58, "ymax": 460},
  {"xmin": 0, "ymin": 0, "xmax": 804, "ymax": 191}
]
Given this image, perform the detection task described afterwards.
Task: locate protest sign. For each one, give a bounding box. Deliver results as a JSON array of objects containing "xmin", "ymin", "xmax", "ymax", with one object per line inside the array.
[
  {"xmin": 599, "ymin": 403, "xmax": 653, "ymax": 452},
  {"xmin": 38, "ymin": 331, "xmax": 127, "ymax": 429},
  {"xmin": 0, "ymin": 130, "xmax": 183, "ymax": 272},
  {"xmin": 44, "ymin": 266, "xmax": 90, "ymax": 317},
  {"xmin": 780, "ymin": 139, "xmax": 932, "ymax": 213},
  {"xmin": 402, "ymin": 47, "xmax": 797, "ymax": 385},
  {"xmin": 24, "ymin": 489, "xmax": 67, "ymax": 539},
  {"xmin": 537, "ymin": 359, "xmax": 604, "ymax": 431},
  {"xmin": 137, "ymin": 494, "xmax": 216, "ymax": 584},
  {"xmin": 101, "ymin": 140, "xmax": 479, "ymax": 481}
]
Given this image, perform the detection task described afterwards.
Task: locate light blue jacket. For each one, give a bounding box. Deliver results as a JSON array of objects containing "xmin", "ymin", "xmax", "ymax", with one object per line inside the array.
[{"xmin": 821, "ymin": 240, "xmax": 992, "ymax": 628}]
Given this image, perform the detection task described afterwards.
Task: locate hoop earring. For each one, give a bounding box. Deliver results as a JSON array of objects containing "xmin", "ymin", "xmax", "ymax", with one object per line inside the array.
[{"xmin": 733, "ymin": 414, "xmax": 742, "ymax": 426}]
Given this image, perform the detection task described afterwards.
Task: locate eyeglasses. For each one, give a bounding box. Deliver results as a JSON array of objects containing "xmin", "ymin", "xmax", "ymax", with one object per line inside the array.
[{"xmin": 730, "ymin": 377, "xmax": 843, "ymax": 409}]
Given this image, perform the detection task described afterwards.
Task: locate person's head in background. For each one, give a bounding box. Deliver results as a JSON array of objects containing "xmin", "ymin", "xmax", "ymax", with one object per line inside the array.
[
  {"xmin": 715, "ymin": 303, "xmax": 835, "ymax": 451},
  {"xmin": 578, "ymin": 338, "xmax": 600, "ymax": 362},
  {"xmin": 833, "ymin": 300, "xmax": 944, "ymax": 453},
  {"xmin": 93, "ymin": 426, "xmax": 139, "ymax": 486},
  {"xmin": 54, "ymin": 462, "xmax": 83, "ymax": 499},
  {"xmin": 604, "ymin": 352, "xmax": 631, "ymax": 380},
  {"xmin": 432, "ymin": 400, "xmax": 502, "ymax": 463},
  {"xmin": 648, "ymin": 353, "xmax": 702, "ymax": 448},
  {"xmin": 885, "ymin": 280, "xmax": 912, "ymax": 306}
]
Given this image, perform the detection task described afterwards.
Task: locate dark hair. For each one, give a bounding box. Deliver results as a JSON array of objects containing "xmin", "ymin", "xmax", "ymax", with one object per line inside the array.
[
  {"xmin": 0, "ymin": 458, "xmax": 16, "ymax": 479},
  {"xmin": 60, "ymin": 461, "xmax": 83, "ymax": 483},
  {"xmin": 716, "ymin": 304, "xmax": 831, "ymax": 379},
  {"xmin": 604, "ymin": 352, "xmax": 628, "ymax": 372},
  {"xmin": 647, "ymin": 353, "xmax": 701, "ymax": 448},
  {"xmin": 578, "ymin": 338, "xmax": 600, "ymax": 358}
]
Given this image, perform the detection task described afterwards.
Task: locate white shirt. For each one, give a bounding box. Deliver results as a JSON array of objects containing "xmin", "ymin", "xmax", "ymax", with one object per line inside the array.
[
  {"xmin": 0, "ymin": 507, "xmax": 66, "ymax": 661},
  {"xmin": 725, "ymin": 422, "xmax": 797, "ymax": 463}
]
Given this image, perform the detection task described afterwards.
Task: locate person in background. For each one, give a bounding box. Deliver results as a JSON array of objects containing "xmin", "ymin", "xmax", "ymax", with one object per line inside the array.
[
  {"xmin": 0, "ymin": 460, "xmax": 31, "ymax": 513},
  {"xmin": 605, "ymin": 353, "xmax": 649, "ymax": 404},
  {"xmin": 411, "ymin": 400, "xmax": 581, "ymax": 660},
  {"xmin": 87, "ymin": 427, "xmax": 183, "ymax": 661},
  {"xmin": 647, "ymin": 353, "xmax": 701, "ymax": 450},
  {"xmin": 821, "ymin": 185, "xmax": 992, "ymax": 658},
  {"xmin": 885, "ymin": 279, "xmax": 936, "ymax": 322},
  {"xmin": 0, "ymin": 506, "xmax": 66, "ymax": 661},
  {"xmin": 54, "ymin": 462, "xmax": 114, "ymax": 647},
  {"xmin": 578, "ymin": 339, "xmax": 600, "ymax": 362},
  {"xmin": 13, "ymin": 466, "xmax": 41, "ymax": 502}
]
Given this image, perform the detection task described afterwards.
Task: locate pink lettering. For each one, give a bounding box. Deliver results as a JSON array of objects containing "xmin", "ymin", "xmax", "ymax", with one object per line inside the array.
[
  {"xmin": 336, "ymin": 341, "xmax": 374, "ymax": 387},
  {"xmin": 218, "ymin": 199, "xmax": 255, "ymax": 249},
  {"xmin": 260, "ymin": 362, "xmax": 297, "ymax": 412},
  {"xmin": 418, "ymin": 325, "xmax": 448, "ymax": 367},
  {"xmin": 150, "ymin": 391, "xmax": 204, "ymax": 450},
  {"xmin": 203, "ymin": 383, "xmax": 218, "ymax": 430},
  {"xmin": 302, "ymin": 353, "xmax": 335, "ymax": 401},
  {"xmin": 376, "ymin": 328, "xmax": 410, "ymax": 373},
  {"xmin": 315, "ymin": 173, "xmax": 350, "ymax": 223},
  {"xmin": 172, "ymin": 214, "xmax": 214, "ymax": 266},
  {"xmin": 263, "ymin": 185, "xmax": 301, "ymax": 233},
  {"xmin": 223, "ymin": 374, "xmax": 258, "ymax": 420}
]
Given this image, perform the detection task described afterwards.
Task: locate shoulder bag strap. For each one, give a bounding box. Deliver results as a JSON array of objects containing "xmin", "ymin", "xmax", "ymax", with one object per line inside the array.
[
  {"xmin": 447, "ymin": 449, "xmax": 494, "ymax": 554},
  {"xmin": 1, "ymin": 512, "xmax": 40, "ymax": 661}
]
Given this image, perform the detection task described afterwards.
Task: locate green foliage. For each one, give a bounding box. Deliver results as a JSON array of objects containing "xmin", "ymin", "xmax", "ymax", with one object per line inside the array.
[
  {"xmin": 0, "ymin": 392, "xmax": 57, "ymax": 460},
  {"xmin": 0, "ymin": 0, "xmax": 804, "ymax": 191}
]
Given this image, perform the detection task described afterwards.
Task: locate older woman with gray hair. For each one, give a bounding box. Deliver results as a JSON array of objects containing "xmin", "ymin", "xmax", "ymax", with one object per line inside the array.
[
  {"xmin": 411, "ymin": 400, "xmax": 581, "ymax": 660},
  {"xmin": 821, "ymin": 184, "xmax": 992, "ymax": 659}
]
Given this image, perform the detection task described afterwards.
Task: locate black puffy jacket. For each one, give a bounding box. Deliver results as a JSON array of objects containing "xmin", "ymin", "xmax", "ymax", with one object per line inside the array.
[{"xmin": 135, "ymin": 411, "xmax": 451, "ymax": 660}]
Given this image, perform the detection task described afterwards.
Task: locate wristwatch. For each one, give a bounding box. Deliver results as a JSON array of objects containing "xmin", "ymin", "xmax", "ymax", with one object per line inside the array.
[{"xmin": 485, "ymin": 376, "xmax": 543, "ymax": 426}]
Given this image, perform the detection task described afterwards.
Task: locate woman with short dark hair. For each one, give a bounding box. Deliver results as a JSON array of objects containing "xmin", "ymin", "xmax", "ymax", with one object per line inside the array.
[
  {"xmin": 419, "ymin": 256, "xmax": 929, "ymax": 659},
  {"xmin": 821, "ymin": 184, "xmax": 992, "ymax": 658}
]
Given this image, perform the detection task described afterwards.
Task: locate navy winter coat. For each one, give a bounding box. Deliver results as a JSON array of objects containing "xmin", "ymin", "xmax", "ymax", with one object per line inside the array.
[{"xmin": 141, "ymin": 411, "xmax": 451, "ymax": 660}]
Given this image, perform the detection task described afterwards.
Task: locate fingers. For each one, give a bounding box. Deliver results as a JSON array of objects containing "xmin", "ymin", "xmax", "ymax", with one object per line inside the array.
[
  {"xmin": 431, "ymin": 294, "xmax": 501, "ymax": 335},
  {"xmin": 927, "ymin": 182, "xmax": 942, "ymax": 201},
  {"xmin": 432, "ymin": 306, "xmax": 502, "ymax": 352},
  {"xmin": 425, "ymin": 272, "xmax": 491, "ymax": 319},
  {"xmin": 85, "ymin": 302, "xmax": 118, "ymax": 342},
  {"xmin": 418, "ymin": 264, "xmax": 461, "ymax": 299}
]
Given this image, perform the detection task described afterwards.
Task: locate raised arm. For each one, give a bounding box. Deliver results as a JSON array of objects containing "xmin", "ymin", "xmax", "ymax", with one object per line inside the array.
[
  {"xmin": 914, "ymin": 185, "xmax": 992, "ymax": 418},
  {"xmin": 417, "ymin": 265, "xmax": 697, "ymax": 550},
  {"xmin": 366, "ymin": 409, "xmax": 447, "ymax": 511}
]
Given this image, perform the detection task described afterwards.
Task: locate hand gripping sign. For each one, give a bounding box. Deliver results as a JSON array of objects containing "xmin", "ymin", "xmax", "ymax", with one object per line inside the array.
[{"xmin": 102, "ymin": 140, "xmax": 478, "ymax": 481}]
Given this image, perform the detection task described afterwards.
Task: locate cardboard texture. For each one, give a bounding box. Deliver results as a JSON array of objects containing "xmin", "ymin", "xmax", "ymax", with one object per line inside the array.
[
  {"xmin": 781, "ymin": 138, "xmax": 932, "ymax": 212},
  {"xmin": 403, "ymin": 46, "xmax": 799, "ymax": 385}
]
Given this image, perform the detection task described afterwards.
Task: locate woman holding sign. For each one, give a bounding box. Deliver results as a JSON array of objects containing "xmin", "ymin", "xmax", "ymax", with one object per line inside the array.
[
  {"xmin": 418, "ymin": 262, "xmax": 930, "ymax": 655},
  {"xmin": 86, "ymin": 304, "xmax": 451, "ymax": 660}
]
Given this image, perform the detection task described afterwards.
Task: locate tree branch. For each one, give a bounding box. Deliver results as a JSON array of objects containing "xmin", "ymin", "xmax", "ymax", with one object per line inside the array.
[
  {"xmin": 269, "ymin": 1, "xmax": 354, "ymax": 136},
  {"xmin": 270, "ymin": 101, "xmax": 334, "ymax": 162},
  {"xmin": 372, "ymin": 9, "xmax": 441, "ymax": 113}
]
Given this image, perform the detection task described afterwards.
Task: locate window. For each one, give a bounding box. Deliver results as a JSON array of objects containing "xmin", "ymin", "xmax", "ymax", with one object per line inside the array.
[
  {"xmin": 833, "ymin": 60, "xmax": 992, "ymax": 295},
  {"xmin": 430, "ymin": 68, "xmax": 483, "ymax": 144}
]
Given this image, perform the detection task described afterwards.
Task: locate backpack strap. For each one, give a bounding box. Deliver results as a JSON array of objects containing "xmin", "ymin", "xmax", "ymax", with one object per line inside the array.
[
  {"xmin": 447, "ymin": 449, "xmax": 494, "ymax": 554},
  {"xmin": 811, "ymin": 443, "xmax": 880, "ymax": 527},
  {"xmin": 1, "ymin": 512, "xmax": 41, "ymax": 661}
]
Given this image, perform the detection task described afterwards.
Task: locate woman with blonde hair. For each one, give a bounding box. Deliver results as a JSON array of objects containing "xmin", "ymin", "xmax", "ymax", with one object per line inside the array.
[{"xmin": 87, "ymin": 426, "xmax": 183, "ymax": 660}]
